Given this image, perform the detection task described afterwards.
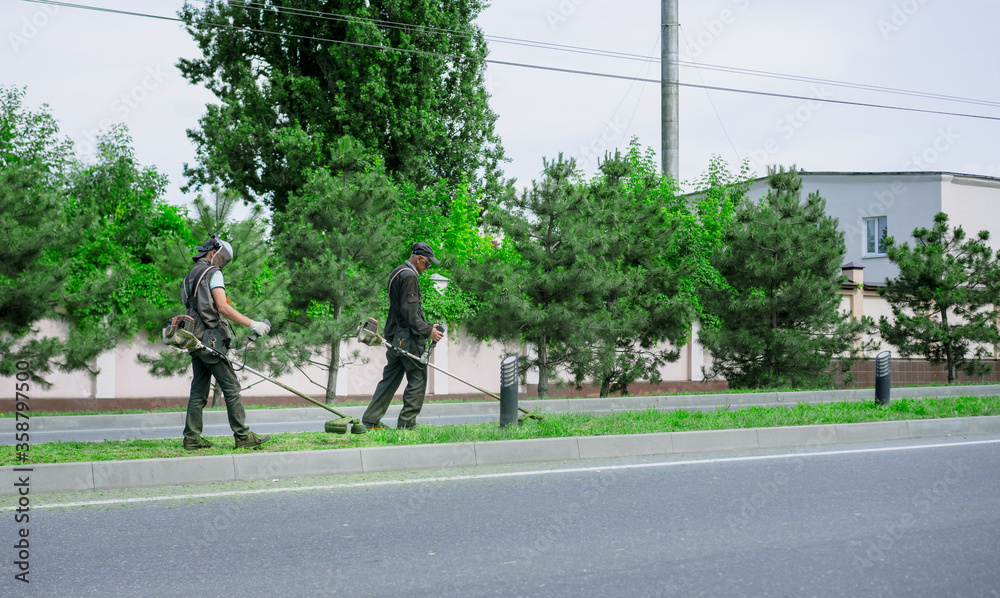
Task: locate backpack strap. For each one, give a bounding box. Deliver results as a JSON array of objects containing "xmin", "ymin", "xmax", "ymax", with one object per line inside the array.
[
  {"xmin": 184, "ymin": 265, "xmax": 219, "ymax": 310},
  {"xmin": 387, "ymin": 263, "xmax": 416, "ymax": 297}
]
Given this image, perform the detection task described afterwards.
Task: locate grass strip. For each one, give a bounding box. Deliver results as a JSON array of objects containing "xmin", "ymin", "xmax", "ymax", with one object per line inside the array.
[{"xmin": 3, "ymin": 395, "xmax": 999, "ymax": 466}]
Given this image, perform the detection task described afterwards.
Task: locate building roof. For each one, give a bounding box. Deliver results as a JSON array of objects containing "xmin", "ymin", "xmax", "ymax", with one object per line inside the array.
[{"xmin": 749, "ymin": 170, "xmax": 1000, "ymax": 185}]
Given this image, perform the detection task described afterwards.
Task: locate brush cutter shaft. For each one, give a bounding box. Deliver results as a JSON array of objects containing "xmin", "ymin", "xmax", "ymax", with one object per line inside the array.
[
  {"xmin": 385, "ymin": 340, "xmax": 535, "ymax": 415},
  {"xmin": 231, "ymin": 360, "xmax": 352, "ymax": 419}
]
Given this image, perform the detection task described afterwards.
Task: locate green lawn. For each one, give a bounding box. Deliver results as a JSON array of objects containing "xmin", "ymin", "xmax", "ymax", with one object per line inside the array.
[{"xmin": 3, "ymin": 395, "xmax": 998, "ymax": 466}]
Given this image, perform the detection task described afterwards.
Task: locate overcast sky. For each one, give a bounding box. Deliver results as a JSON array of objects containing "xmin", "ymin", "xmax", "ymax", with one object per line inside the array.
[{"xmin": 5, "ymin": 0, "xmax": 1000, "ymax": 219}]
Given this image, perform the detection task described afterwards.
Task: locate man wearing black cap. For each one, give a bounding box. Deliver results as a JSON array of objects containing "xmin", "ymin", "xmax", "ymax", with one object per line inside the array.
[
  {"xmin": 181, "ymin": 235, "xmax": 272, "ymax": 450},
  {"xmin": 362, "ymin": 242, "xmax": 446, "ymax": 430}
]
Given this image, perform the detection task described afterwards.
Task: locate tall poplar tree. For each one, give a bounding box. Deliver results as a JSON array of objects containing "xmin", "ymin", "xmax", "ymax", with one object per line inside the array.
[
  {"xmin": 178, "ymin": 0, "xmax": 505, "ymax": 213},
  {"xmin": 878, "ymin": 212, "xmax": 1000, "ymax": 383},
  {"xmin": 700, "ymin": 166, "xmax": 870, "ymax": 388}
]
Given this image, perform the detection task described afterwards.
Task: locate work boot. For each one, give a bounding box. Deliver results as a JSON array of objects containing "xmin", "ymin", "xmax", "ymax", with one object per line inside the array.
[
  {"xmin": 364, "ymin": 420, "xmax": 388, "ymax": 431},
  {"xmin": 235, "ymin": 431, "xmax": 270, "ymax": 449},
  {"xmin": 183, "ymin": 436, "xmax": 214, "ymax": 451},
  {"xmin": 397, "ymin": 422, "xmax": 420, "ymax": 431}
]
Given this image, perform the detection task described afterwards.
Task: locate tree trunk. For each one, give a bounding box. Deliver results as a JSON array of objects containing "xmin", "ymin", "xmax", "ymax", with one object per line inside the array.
[
  {"xmin": 537, "ymin": 337, "xmax": 549, "ymax": 398},
  {"xmin": 326, "ymin": 340, "xmax": 340, "ymax": 404},
  {"xmin": 211, "ymin": 379, "xmax": 223, "ymax": 407},
  {"xmin": 600, "ymin": 376, "xmax": 611, "ymax": 398},
  {"xmin": 942, "ymin": 308, "xmax": 955, "ymax": 383},
  {"xmin": 326, "ymin": 305, "xmax": 343, "ymax": 404}
]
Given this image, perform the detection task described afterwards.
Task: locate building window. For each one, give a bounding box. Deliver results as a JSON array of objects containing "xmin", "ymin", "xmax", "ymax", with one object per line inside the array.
[{"xmin": 864, "ymin": 216, "xmax": 887, "ymax": 256}]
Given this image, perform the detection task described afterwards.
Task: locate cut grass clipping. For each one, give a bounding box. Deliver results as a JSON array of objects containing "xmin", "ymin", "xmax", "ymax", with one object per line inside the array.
[{"xmin": 3, "ymin": 395, "xmax": 999, "ymax": 466}]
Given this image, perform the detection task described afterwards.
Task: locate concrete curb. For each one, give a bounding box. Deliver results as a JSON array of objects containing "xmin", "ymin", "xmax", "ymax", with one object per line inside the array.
[
  {"xmin": 7, "ymin": 384, "xmax": 1000, "ymax": 433},
  {"xmin": 3, "ymin": 415, "xmax": 999, "ymax": 496}
]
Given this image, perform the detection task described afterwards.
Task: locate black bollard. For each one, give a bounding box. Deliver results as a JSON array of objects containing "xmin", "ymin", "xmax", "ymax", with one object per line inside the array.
[
  {"xmin": 875, "ymin": 350, "xmax": 891, "ymax": 406},
  {"xmin": 500, "ymin": 355, "xmax": 519, "ymax": 427}
]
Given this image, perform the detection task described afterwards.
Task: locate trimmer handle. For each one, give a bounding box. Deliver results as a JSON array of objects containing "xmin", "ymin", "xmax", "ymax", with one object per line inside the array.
[
  {"xmin": 250, "ymin": 318, "xmax": 271, "ymax": 342},
  {"xmin": 420, "ymin": 324, "xmax": 446, "ymax": 364},
  {"xmin": 429, "ymin": 324, "xmax": 445, "ymax": 348}
]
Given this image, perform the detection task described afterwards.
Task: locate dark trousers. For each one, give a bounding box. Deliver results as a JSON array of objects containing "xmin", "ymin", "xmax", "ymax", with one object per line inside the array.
[
  {"xmin": 363, "ymin": 347, "xmax": 427, "ymax": 428},
  {"xmin": 183, "ymin": 351, "xmax": 250, "ymax": 441}
]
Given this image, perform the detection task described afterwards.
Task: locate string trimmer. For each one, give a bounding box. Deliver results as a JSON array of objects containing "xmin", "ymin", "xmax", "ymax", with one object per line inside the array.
[
  {"xmin": 163, "ymin": 317, "xmax": 366, "ymax": 435},
  {"xmin": 356, "ymin": 317, "xmax": 544, "ymax": 422}
]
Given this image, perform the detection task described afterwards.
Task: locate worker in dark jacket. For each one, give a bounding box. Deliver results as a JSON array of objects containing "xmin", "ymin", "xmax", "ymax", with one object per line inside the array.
[
  {"xmin": 362, "ymin": 242, "xmax": 446, "ymax": 430},
  {"xmin": 181, "ymin": 235, "xmax": 271, "ymax": 450}
]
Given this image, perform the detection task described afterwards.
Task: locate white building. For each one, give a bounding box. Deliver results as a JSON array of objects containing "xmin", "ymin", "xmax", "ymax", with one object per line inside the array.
[{"xmin": 747, "ymin": 171, "xmax": 1000, "ymax": 283}]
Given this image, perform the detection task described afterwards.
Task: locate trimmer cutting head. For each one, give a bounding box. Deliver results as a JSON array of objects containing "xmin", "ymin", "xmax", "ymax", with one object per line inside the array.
[
  {"xmin": 325, "ymin": 417, "xmax": 368, "ymax": 435},
  {"xmin": 324, "ymin": 417, "xmax": 351, "ymax": 434}
]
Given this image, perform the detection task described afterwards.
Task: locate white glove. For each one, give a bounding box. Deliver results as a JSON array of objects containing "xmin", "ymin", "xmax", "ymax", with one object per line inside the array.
[{"xmin": 250, "ymin": 320, "xmax": 270, "ymax": 336}]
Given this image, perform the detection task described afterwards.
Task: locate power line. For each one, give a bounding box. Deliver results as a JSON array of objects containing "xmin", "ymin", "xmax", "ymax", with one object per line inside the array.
[
  {"xmin": 579, "ymin": 34, "xmax": 660, "ymax": 170},
  {"xmin": 23, "ymin": 0, "xmax": 1000, "ymax": 123},
  {"xmin": 184, "ymin": 0, "xmax": 1000, "ymax": 111},
  {"xmin": 679, "ymin": 25, "xmax": 741, "ymax": 164}
]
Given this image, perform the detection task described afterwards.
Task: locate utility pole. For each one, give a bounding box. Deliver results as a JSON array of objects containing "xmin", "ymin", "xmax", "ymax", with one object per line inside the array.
[{"xmin": 661, "ymin": 0, "xmax": 679, "ymax": 180}]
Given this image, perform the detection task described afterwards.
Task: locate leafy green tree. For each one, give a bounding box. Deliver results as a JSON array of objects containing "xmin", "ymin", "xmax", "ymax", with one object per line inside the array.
[
  {"xmin": 273, "ymin": 138, "xmax": 402, "ymax": 403},
  {"xmin": 60, "ymin": 126, "xmax": 192, "ymax": 371},
  {"xmin": 0, "ymin": 86, "xmax": 78, "ymax": 385},
  {"xmin": 564, "ymin": 145, "xmax": 691, "ymax": 396},
  {"xmin": 677, "ymin": 154, "xmax": 752, "ymax": 323},
  {"xmin": 454, "ymin": 155, "xmax": 619, "ymax": 397},
  {"xmin": 700, "ymin": 166, "xmax": 870, "ymax": 388},
  {"xmin": 878, "ymin": 212, "xmax": 1000, "ymax": 383},
  {"xmin": 178, "ymin": 0, "xmax": 505, "ymax": 213},
  {"xmin": 392, "ymin": 177, "xmax": 489, "ymax": 329}
]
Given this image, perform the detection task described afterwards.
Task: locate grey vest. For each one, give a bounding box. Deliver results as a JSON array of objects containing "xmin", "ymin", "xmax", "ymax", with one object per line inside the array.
[{"xmin": 181, "ymin": 259, "xmax": 231, "ymax": 345}]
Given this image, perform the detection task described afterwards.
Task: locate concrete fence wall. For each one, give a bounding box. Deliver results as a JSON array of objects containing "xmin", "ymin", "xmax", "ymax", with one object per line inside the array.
[{"xmin": 3, "ymin": 280, "xmax": 996, "ymax": 410}]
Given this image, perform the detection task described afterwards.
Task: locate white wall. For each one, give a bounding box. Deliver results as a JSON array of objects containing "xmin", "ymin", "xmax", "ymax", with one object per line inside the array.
[
  {"xmin": 748, "ymin": 172, "xmax": 946, "ymax": 283},
  {"xmin": 942, "ymin": 175, "xmax": 1000, "ymax": 253}
]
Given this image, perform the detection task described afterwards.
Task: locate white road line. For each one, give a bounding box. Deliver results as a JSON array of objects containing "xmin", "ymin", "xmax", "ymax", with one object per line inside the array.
[{"xmin": 6, "ymin": 437, "xmax": 999, "ymax": 511}]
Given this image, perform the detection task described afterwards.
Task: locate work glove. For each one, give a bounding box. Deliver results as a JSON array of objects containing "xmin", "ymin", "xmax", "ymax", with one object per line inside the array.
[{"xmin": 250, "ymin": 320, "xmax": 271, "ymax": 336}]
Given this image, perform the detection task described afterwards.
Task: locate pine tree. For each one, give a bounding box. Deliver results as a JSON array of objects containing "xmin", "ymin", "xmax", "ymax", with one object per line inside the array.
[
  {"xmin": 878, "ymin": 212, "xmax": 1000, "ymax": 383},
  {"xmin": 0, "ymin": 86, "xmax": 81, "ymax": 385},
  {"xmin": 565, "ymin": 146, "xmax": 691, "ymax": 396},
  {"xmin": 700, "ymin": 166, "xmax": 870, "ymax": 388},
  {"xmin": 0, "ymin": 104, "xmax": 73, "ymax": 383},
  {"xmin": 454, "ymin": 155, "xmax": 616, "ymax": 397},
  {"xmin": 272, "ymin": 137, "xmax": 402, "ymax": 403}
]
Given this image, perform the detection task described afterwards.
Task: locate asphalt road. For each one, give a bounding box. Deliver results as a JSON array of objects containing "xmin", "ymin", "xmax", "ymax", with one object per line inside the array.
[{"xmin": 3, "ymin": 436, "xmax": 999, "ymax": 597}]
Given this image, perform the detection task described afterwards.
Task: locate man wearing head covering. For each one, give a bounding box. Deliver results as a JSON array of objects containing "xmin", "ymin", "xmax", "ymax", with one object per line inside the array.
[
  {"xmin": 362, "ymin": 242, "xmax": 446, "ymax": 430},
  {"xmin": 181, "ymin": 235, "xmax": 272, "ymax": 450}
]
